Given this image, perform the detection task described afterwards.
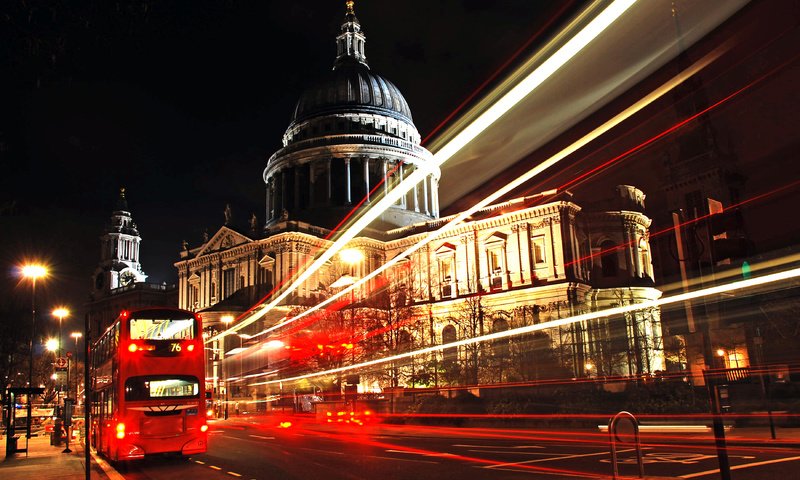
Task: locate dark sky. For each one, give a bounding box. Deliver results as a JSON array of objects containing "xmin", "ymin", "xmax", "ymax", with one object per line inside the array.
[{"xmin": 0, "ymin": 1, "xmax": 582, "ymax": 332}]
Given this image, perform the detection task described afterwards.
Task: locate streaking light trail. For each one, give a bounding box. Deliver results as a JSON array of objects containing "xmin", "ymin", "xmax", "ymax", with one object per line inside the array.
[
  {"xmin": 249, "ymin": 267, "xmax": 800, "ymax": 387},
  {"xmin": 206, "ymin": 0, "xmax": 638, "ymax": 345},
  {"xmin": 249, "ymin": 38, "xmax": 729, "ymax": 341}
]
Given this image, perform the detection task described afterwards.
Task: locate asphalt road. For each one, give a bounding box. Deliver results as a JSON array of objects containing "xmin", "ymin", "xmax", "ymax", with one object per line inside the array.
[{"xmin": 113, "ymin": 418, "xmax": 800, "ymax": 480}]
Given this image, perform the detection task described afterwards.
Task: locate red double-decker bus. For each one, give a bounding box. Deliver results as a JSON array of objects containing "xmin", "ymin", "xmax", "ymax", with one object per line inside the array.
[{"xmin": 90, "ymin": 307, "xmax": 208, "ymax": 461}]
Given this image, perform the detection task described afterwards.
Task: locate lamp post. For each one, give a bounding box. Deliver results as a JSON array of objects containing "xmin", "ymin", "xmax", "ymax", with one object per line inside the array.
[
  {"xmin": 221, "ymin": 315, "xmax": 234, "ymax": 419},
  {"xmin": 21, "ymin": 263, "xmax": 47, "ymax": 449},
  {"xmin": 52, "ymin": 307, "xmax": 69, "ymax": 398},
  {"xmin": 70, "ymin": 332, "xmax": 82, "ymax": 402}
]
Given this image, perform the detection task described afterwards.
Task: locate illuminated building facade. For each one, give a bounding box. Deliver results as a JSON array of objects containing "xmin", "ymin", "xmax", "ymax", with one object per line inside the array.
[{"xmin": 175, "ymin": 3, "xmax": 664, "ymax": 403}]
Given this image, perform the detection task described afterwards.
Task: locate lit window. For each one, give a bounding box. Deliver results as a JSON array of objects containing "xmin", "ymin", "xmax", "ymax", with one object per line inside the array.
[
  {"xmin": 439, "ymin": 256, "xmax": 454, "ymax": 283},
  {"xmin": 488, "ymin": 248, "xmax": 503, "ymax": 274},
  {"xmin": 532, "ymin": 235, "xmax": 546, "ymax": 265}
]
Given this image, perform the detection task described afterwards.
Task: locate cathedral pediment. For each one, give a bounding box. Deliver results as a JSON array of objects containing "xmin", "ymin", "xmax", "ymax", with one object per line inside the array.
[{"xmin": 197, "ymin": 226, "xmax": 253, "ymax": 256}]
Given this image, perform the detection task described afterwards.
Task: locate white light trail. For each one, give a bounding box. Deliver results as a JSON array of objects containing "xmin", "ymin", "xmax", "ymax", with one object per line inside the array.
[
  {"xmin": 434, "ymin": 0, "xmax": 638, "ymax": 166},
  {"xmin": 208, "ymin": 0, "xmax": 639, "ymax": 345},
  {"xmin": 249, "ymin": 35, "xmax": 727, "ymax": 341},
  {"xmin": 249, "ymin": 267, "xmax": 800, "ymax": 387}
]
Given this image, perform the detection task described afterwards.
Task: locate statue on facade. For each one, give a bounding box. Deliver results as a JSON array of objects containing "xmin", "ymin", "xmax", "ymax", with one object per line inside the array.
[
  {"xmin": 249, "ymin": 213, "xmax": 258, "ymax": 234},
  {"xmin": 224, "ymin": 203, "xmax": 232, "ymax": 225}
]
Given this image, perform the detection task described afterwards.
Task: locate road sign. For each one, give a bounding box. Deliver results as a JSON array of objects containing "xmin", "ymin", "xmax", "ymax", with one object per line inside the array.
[{"xmin": 55, "ymin": 357, "xmax": 68, "ymax": 369}]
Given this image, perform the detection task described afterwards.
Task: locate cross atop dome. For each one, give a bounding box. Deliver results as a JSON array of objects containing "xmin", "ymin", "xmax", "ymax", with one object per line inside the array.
[{"xmin": 334, "ymin": 0, "xmax": 368, "ymax": 70}]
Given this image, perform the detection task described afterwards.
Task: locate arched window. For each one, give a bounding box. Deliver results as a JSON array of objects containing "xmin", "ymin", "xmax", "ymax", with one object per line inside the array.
[
  {"xmin": 442, "ymin": 324, "xmax": 457, "ymax": 363},
  {"xmin": 491, "ymin": 318, "xmax": 510, "ymax": 358},
  {"xmin": 600, "ymin": 240, "xmax": 618, "ymax": 278}
]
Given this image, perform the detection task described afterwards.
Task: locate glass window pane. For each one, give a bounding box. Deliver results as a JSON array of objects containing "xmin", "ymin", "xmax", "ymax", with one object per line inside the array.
[
  {"xmin": 130, "ymin": 317, "xmax": 195, "ymax": 340},
  {"xmin": 124, "ymin": 375, "xmax": 200, "ymax": 401}
]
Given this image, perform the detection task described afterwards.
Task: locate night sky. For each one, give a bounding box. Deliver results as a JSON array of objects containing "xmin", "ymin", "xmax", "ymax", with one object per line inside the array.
[{"xmin": 0, "ymin": 1, "xmax": 582, "ymax": 331}]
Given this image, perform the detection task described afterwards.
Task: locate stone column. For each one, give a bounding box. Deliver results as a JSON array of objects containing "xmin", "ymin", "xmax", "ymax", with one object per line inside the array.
[
  {"xmin": 423, "ymin": 175, "xmax": 430, "ymax": 215},
  {"xmin": 413, "ymin": 167, "xmax": 420, "ymax": 212},
  {"xmin": 327, "ymin": 159, "xmax": 332, "ymax": 202},
  {"xmin": 309, "ymin": 164, "xmax": 315, "ymax": 206},
  {"xmin": 294, "ymin": 167, "xmax": 301, "ymax": 210},
  {"xmin": 630, "ymin": 222, "xmax": 642, "ymax": 278},
  {"xmin": 364, "ymin": 157, "xmax": 370, "ymax": 202},
  {"xmin": 399, "ymin": 162, "xmax": 406, "ymax": 208},
  {"xmin": 345, "ymin": 158, "xmax": 352, "ymax": 204},
  {"xmin": 265, "ymin": 179, "xmax": 271, "ymax": 221},
  {"xmin": 280, "ymin": 169, "xmax": 287, "ymax": 213},
  {"xmin": 432, "ymin": 179, "xmax": 440, "ymax": 217},
  {"xmin": 382, "ymin": 159, "xmax": 389, "ymax": 198}
]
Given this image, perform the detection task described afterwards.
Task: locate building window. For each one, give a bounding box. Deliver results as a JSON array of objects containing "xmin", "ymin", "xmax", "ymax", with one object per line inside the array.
[
  {"xmin": 491, "ymin": 318, "xmax": 510, "ymax": 358},
  {"xmin": 442, "ymin": 324, "xmax": 457, "ymax": 363},
  {"xmin": 223, "ymin": 269, "xmax": 236, "ymax": 299},
  {"xmin": 600, "ymin": 240, "xmax": 618, "ymax": 278},
  {"xmin": 439, "ymin": 255, "xmax": 455, "ymax": 297},
  {"xmin": 531, "ymin": 235, "xmax": 547, "ymax": 265},
  {"xmin": 488, "ymin": 248, "xmax": 503, "ymax": 274}
]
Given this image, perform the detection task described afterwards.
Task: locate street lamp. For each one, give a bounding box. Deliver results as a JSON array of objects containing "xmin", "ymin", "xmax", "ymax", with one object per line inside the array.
[
  {"xmin": 52, "ymin": 307, "xmax": 69, "ymax": 399},
  {"xmin": 70, "ymin": 332, "xmax": 82, "ymax": 403},
  {"xmin": 52, "ymin": 308, "xmax": 69, "ymax": 357},
  {"xmin": 21, "ymin": 263, "xmax": 47, "ymax": 446}
]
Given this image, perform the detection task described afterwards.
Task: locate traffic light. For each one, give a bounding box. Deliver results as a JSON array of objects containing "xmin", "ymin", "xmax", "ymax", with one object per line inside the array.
[{"xmin": 706, "ymin": 199, "xmax": 750, "ymax": 264}]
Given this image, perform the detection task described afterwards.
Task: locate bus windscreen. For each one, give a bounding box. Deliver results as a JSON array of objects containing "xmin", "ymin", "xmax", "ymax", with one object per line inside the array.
[
  {"xmin": 124, "ymin": 375, "xmax": 200, "ymax": 401},
  {"xmin": 130, "ymin": 317, "xmax": 195, "ymax": 340}
]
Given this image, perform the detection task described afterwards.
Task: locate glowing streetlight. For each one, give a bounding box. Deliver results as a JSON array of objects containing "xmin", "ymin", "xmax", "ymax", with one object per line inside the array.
[
  {"xmin": 70, "ymin": 332, "xmax": 82, "ymax": 404},
  {"xmin": 20, "ymin": 262, "xmax": 48, "ymax": 444},
  {"xmin": 53, "ymin": 307, "xmax": 70, "ymax": 357},
  {"xmin": 45, "ymin": 338, "xmax": 59, "ymax": 352}
]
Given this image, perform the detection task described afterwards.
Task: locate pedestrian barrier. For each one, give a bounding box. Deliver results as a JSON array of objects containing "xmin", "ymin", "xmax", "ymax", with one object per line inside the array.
[{"xmin": 608, "ymin": 411, "xmax": 644, "ymax": 479}]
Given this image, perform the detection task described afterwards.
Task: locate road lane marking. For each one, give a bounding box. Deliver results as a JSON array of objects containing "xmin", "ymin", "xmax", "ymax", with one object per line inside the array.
[
  {"xmin": 194, "ymin": 460, "xmax": 206, "ymax": 464},
  {"xmin": 209, "ymin": 465, "xmax": 222, "ymax": 470},
  {"xmin": 680, "ymin": 455, "xmax": 800, "ymax": 478},
  {"xmin": 485, "ymin": 447, "xmax": 635, "ymax": 469},
  {"xmin": 453, "ymin": 444, "xmax": 545, "ymax": 449},
  {"xmin": 298, "ymin": 447, "xmax": 345, "ymax": 455},
  {"xmin": 248, "ymin": 434, "xmax": 275, "ymax": 440},
  {"xmin": 363, "ymin": 454, "xmax": 439, "ymax": 464},
  {"xmin": 227, "ymin": 472, "xmax": 242, "ymax": 477},
  {"xmin": 385, "ymin": 449, "xmax": 455, "ymax": 458},
  {"xmin": 469, "ymin": 450, "xmax": 575, "ymax": 456}
]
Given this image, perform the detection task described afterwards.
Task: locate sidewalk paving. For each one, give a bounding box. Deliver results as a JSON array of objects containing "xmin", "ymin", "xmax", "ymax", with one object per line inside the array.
[{"xmin": 0, "ymin": 432, "xmax": 109, "ymax": 480}]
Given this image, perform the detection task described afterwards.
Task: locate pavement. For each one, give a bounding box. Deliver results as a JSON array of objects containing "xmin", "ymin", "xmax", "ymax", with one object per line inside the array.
[{"xmin": 0, "ymin": 430, "xmax": 112, "ymax": 480}]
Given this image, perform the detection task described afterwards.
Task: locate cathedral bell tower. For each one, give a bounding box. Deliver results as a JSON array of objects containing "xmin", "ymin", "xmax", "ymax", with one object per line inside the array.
[{"xmin": 92, "ymin": 188, "xmax": 147, "ymax": 295}]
